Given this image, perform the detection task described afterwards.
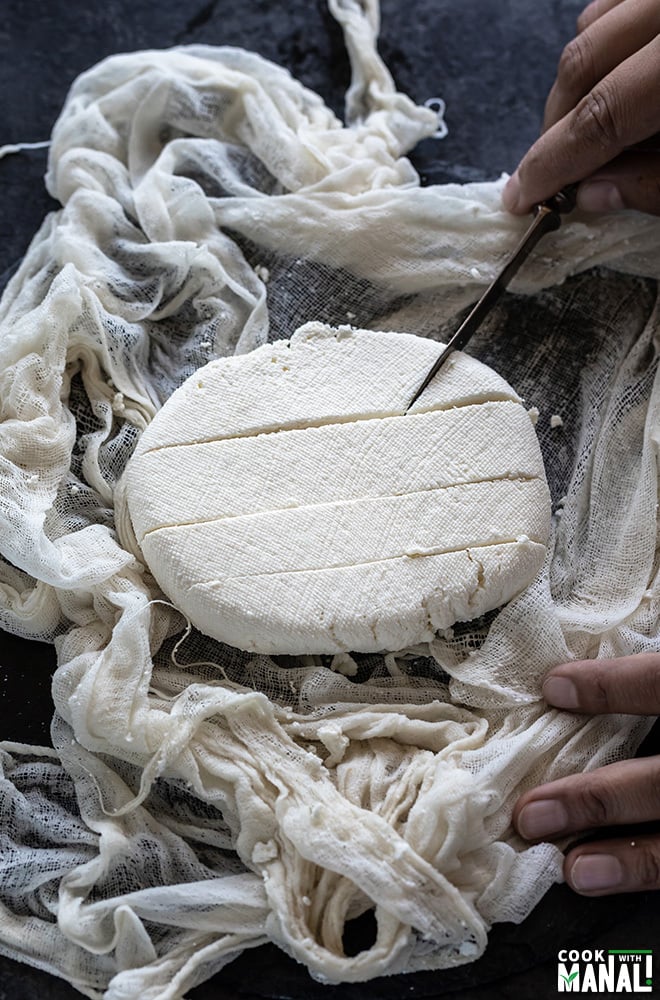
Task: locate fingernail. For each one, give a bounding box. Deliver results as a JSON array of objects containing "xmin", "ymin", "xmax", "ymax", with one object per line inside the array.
[
  {"xmin": 518, "ymin": 799, "xmax": 569, "ymax": 839},
  {"xmin": 569, "ymin": 854, "xmax": 624, "ymax": 892},
  {"xmin": 502, "ymin": 172, "xmax": 521, "ymax": 212},
  {"xmin": 577, "ymin": 180, "xmax": 624, "ymax": 213},
  {"xmin": 543, "ymin": 676, "xmax": 580, "ymax": 709}
]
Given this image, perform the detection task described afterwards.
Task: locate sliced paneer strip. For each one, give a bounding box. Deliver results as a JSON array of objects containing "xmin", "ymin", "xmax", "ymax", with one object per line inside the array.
[
  {"xmin": 142, "ymin": 477, "xmax": 549, "ymax": 579},
  {"xmin": 184, "ymin": 541, "xmax": 546, "ymax": 655},
  {"xmin": 130, "ymin": 401, "xmax": 544, "ymax": 542},
  {"xmin": 124, "ymin": 324, "xmax": 551, "ymax": 654},
  {"xmin": 132, "ymin": 322, "xmax": 522, "ymax": 454}
]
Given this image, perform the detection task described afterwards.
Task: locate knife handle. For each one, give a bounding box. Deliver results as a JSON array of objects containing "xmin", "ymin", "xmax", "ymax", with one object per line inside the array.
[{"xmin": 538, "ymin": 183, "xmax": 579, "ymax": 215}]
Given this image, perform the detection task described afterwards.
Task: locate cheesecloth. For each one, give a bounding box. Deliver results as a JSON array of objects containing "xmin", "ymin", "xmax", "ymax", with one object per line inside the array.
[{"xmin": 1, "ymin": 0, "xmax": 660, "ymax": 996}]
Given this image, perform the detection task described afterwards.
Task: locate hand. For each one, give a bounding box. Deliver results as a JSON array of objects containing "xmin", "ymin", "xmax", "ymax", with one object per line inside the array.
[
  {"xmin": 513, "ymin": 654, "xmax": 660, "ymax": 895},
  {"xmin": 503, "ymin": 0, "xmax": 660, "ymax": 216}
]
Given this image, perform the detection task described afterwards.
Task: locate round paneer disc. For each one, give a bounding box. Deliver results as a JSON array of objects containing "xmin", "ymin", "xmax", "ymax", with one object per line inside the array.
[{"xmin": 124, "ymin": 323, "xmax": 551, "ymax": 655}]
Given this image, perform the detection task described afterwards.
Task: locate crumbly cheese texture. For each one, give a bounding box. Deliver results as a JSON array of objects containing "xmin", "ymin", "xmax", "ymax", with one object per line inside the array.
[{"xmin": 125, "ymin": 323, "xmax": 551, "ymax": 654}]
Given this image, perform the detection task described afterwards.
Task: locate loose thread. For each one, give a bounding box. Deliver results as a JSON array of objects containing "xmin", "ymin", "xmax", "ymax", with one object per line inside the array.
[
  {"xmin": 423, "ymin": 98, "xmax": 448, "ymax": 140},
  {"xmin": 0, "ymin": 140, "xmax": 51, "ymax": 161},
  {"xmin": 169, "ymin": 614, "xmax": 231, "ymax": 683}
]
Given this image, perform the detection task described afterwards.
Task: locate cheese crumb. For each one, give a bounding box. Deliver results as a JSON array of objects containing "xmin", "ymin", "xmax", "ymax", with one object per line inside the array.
[
  {"xmin": 254, "ymin": 264, "xmax": 270, "ymax": 283},
  {"xmin": 459, "ymin": 941, "xmax": 479, "ymax": 958},
  {"xmin": 527, "ymin": 406, "xmax": 540, "ymax": 426},
  {"xmin": 329, "ymin": 652, "xmax": 358, "ymax": 676},
  {"xmin": 550, "ymin": 413, "xmax": 564, "ymax": 428},
  {"xmin": 317, "ymin": 723, "xmax": 349, "ymax": 765},
  {"xmin": 112, "ymin": 392, "xmax": 126, "ymax": 415},
  {"xmin": 252, "ymin": 839, "xmax": 278, "ymax": 863}
]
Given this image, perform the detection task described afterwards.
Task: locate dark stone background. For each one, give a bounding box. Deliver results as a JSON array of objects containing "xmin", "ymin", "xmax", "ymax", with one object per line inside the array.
[{"xmin": 0, "ymin": 1, "xmax": 658, "ymax": 998}]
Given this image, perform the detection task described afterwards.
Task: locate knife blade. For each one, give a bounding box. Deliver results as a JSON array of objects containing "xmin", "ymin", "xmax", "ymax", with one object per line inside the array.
[{"xmin": 405, "ymin": 185, "xmax": 578, "ymax": 413}]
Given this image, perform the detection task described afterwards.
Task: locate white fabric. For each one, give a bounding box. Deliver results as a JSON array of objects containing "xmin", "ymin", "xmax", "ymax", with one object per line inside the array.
[{"xmin": 0, "ymin": 0, "xmax": 659, "ymax": 996}]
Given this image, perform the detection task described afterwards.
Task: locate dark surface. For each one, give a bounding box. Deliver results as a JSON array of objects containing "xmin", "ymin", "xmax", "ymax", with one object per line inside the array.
[
  {"xmin": 0, "ymin": 0, "xmax": 582, "ymax": 284},
  {"xmin": 1, "ymin": 1, "xmax": 659, "ymax": 998}
]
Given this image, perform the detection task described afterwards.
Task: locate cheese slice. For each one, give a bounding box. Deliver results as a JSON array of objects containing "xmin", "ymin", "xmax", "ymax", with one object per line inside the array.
[{"xmin": 124, "ymin": 323, "xmax": 551, "ymax": 654}]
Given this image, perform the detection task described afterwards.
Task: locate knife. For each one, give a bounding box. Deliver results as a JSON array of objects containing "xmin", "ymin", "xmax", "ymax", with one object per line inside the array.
[{"xmin": 405, "ymin": 184, "xmax": 578, "ymax": 412}]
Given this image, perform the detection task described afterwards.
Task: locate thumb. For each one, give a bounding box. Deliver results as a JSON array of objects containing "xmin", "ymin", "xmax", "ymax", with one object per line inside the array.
[
  {"xmin": 577, "ymin": 152, "xmax": 660, "ymax": 215},
  {"xmin": 542, "ymin": 653, "xmax": 660, "ymax": 715}
]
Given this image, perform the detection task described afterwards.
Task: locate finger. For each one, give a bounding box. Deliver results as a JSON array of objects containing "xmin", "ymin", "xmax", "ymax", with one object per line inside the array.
[
  {"xmin": 565, "ymin": 834, "xmax": 660, "ymax": 895},
  {"xmin": 577, "ymin": 0, "xmax": 630, "ymax": 34},
  {"xmin": 503, "ymin": 36, "xmax": 660, "ymax": 213},
  {"xmin": 575, "ymin": 152, "xmax": 660, "ymax": 214},
  {"xmin": 544, "ymin": 0, "xmax": 660, "ymax": 130},
  {"xmin": 542, "ymin": 652, "xmax": 660, "ymax": 714},
  {"xmin": 513, "ymin": 756, "xmax": 660, "ymax": 840}
]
